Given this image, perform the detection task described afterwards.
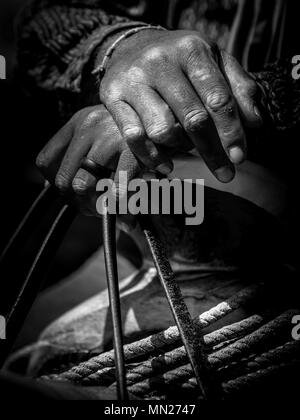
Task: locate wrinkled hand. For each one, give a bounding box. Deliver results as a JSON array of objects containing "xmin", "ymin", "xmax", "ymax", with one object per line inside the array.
[
  {"xmin": 36, "ymin": 106, "xmax": 133, "ymax": 216},
  {"xmin": 99, "ymin": 29, "xmax": 262, "ymax": 182}
]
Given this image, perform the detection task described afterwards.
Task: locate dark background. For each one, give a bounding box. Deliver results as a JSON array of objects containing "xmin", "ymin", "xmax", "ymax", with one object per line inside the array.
[
  {"xmin": 0, "ymin": 0, "xmax": 140, "ymax": 348},
  {"xmin": 0, "ymin": 0, "xmax": 106, "ymax": 276},
  {"xmin": 0, "ymin": 0, "xmax": 52, "ymax": 249},
  {"xmin": 0, "ymin": 0, "xmax": 106, "ymax": 346}
]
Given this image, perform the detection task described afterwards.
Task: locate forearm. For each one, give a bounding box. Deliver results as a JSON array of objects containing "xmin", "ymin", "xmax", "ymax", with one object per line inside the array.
[{"xmin": 16, "ymin": 0, "xmax": 149, "ymax": 118}]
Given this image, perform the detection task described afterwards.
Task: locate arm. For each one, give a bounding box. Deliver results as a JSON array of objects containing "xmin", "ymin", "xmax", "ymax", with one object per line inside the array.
[
  {"xmin": 16, "ymin": 0, "xmax": 151, "ymax": 117},
  {"xmin": 18, "ymin": 1, "xmax": 300, "ymax": 209}
]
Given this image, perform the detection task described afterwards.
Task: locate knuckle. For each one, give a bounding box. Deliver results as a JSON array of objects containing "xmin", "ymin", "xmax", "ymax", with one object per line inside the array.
[
  {"xmin": 55, "ymin": 173, "xmax": 70, "ymax": 194},
  {"xmin": 142, "ymin": 46, "xmax": 166, "ymax": 64},
  {"xmin": 206, "ymin": 90, "xmax": 232, "ymax": 112},
  {"xmin": 123, "ymin": 126, "xmax": 144, "ymax": 145},
  {"xmin": 183, "ymin": 109, "xmax": 209, "ymax": 132},
  {"xmin": 126, "ymin": 65, "xmax": 142, "ymax": 80},
  {"xmin": 81, "ymin": 109, "xmax": 102, "ymax": 129},
  {"xmin": 126, "ymin": 65, "xmax": 148, "ymax": 84},
  {"xmin": 147, "ymin": 123, "xmax": 173, "ymax": 144},
  {"xmin": 242, "ymin": 79, "xmax": 258, "ymax": 98},
  {"xmin": 101, "ymin": 80, "xmax": 122, "ymax": 103},
  {"xmin": 179, "ymin": 34, "xmax": 201, "ymax": 51},
  {"xmin": 222, "ymin": 125, "xmax": 245, "ymax": 144}
]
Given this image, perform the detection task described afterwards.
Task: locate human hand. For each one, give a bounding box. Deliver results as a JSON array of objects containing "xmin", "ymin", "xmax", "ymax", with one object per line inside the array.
[
  {"xmin": 99, "ymin": 29, "xmax": 263, "ymax": 182},
  {"xmin": 36, "ymin": 106, "xmax": 135, "ymax": 216}
]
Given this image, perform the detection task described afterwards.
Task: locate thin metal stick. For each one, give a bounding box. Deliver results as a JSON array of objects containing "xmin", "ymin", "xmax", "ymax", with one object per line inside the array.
[
  {"xmin": 102, "ymin": 201, "xmax": 128, "ymax": 400},
  {"xmin": 139, "ymin": 215, "xmax": 220, "ymax": 401}
]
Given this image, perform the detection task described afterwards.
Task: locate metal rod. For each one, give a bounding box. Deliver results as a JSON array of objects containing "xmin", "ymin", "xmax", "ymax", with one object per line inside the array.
[
  {"xmin": 102, "ymin": 202, "xmax": 128, "ymax": 401},
  {"xmin": 0, "ymin": 190, "xmax": 76, "ymax": 367},
  {"xmin": 139, "ymin": 215, "xmax": 220, "ymax": 401}
]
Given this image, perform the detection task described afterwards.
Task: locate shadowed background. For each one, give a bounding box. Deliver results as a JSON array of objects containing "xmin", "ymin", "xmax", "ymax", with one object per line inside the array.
[{"xmin": 0, "ymin": 0, "xmax": 108, "ymax": 347}]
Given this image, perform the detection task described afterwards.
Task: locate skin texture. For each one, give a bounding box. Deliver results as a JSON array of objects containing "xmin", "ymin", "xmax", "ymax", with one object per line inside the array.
[
  {"xmin": 37, "ymin": 29, "xmax": 264, "ymax": 216},
  {"xmin": 99, "ymin": 29, "xmax": 263, "ymax": 181},
  {"xmin": 37, "ymin": 106, "xmax": 127, "ymax": 215}
]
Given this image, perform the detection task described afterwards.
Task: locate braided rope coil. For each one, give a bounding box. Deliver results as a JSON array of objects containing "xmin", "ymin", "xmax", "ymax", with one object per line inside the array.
[
  {"xmin": 38, "ymin": 283, "xmax": 299, "ymax": 402},
  {"xmin": 41, "ymin": 284, "xmax": 262, "ymax": 383}
]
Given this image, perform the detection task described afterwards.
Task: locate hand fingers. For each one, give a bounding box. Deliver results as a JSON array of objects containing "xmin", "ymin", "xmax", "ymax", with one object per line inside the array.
[
  {"xmin": 36, "ymin": 121, "xmax": 74, "ymax": 183},
  {"xmin": 125, "ymin": 86, "xmax": 193, "ymax": 151},
  {"xmin": 158, "ymin": 69, "xmax": 234, "ymax": 182},
  {"xmin": 71, "ymin": 121, "xmax": 124, "ymax": 215},
  {"xmin": 106, "ymin": 99, "xmax": 173, "ymax": 175},
  {"xmin": 72, "ymin": 157, "xmax": 114, "ymax": 217},
  {"xmin": 73, "ymin": 147, "xmax": 140, "ymax": 228},
  {"xmin": 55, "ymin": 128, "xmax": 92, "ymax": 195},
  {"xmin": 72, "ymin": 129, "xmax": 121, "ymax": 200},
  {"xmin": 54, "ymin": 109, "xmax": 110, "ymax": 195},
  {"xmin": 183, "ymin": 44, "xmax": 247, "ymax": 166},
  {"xmin": 221, "ymin": 50, "xmax": 263, "ymax": 128}
]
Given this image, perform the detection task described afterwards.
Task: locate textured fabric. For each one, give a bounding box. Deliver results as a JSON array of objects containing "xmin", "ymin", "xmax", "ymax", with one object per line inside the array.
[
  {"xmin": 17, "ymin": 4, "xmax": 144, "ymax": 104},
  {"xmin": 253, "ymin": 61, "xmax": 300, "ymax": 131}
]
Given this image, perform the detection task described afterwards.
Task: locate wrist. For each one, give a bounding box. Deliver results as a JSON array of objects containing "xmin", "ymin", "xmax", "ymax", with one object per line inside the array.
[
  {"xmin": 80, "ymin": 23, "xmax": 152, "ymax": 105},
  {"xmin": 93, "ymin": 26, "xmax": 166, "ymax": 85}
]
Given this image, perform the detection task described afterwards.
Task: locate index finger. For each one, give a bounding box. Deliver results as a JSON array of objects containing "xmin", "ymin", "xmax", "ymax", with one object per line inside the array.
[
  {"xmin": 36, "ymin": 121, "xmax": 74, "ymax": 184},
  {"xmin": 184, "ymin": 45, "xmax": 247, "ymax": 165}
]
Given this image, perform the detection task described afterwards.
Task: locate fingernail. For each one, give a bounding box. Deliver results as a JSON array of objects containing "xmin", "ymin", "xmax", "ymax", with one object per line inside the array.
[
  {"xmin": 229, "ymin": 146, "xmax": 245, "ymax": 164},
  {"xmin": 156, "ymin": 161, "xmax": 173, "ymax": 175},
  {"xmin": 214, "ymin": 166, "xmax": 235, "ymax": 183}
]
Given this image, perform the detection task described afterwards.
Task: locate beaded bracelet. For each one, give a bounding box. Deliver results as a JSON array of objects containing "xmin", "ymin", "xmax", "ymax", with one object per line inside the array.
[{"xmin": 92, "ymin": 25, "xmax": 166, "ymax": 82}]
